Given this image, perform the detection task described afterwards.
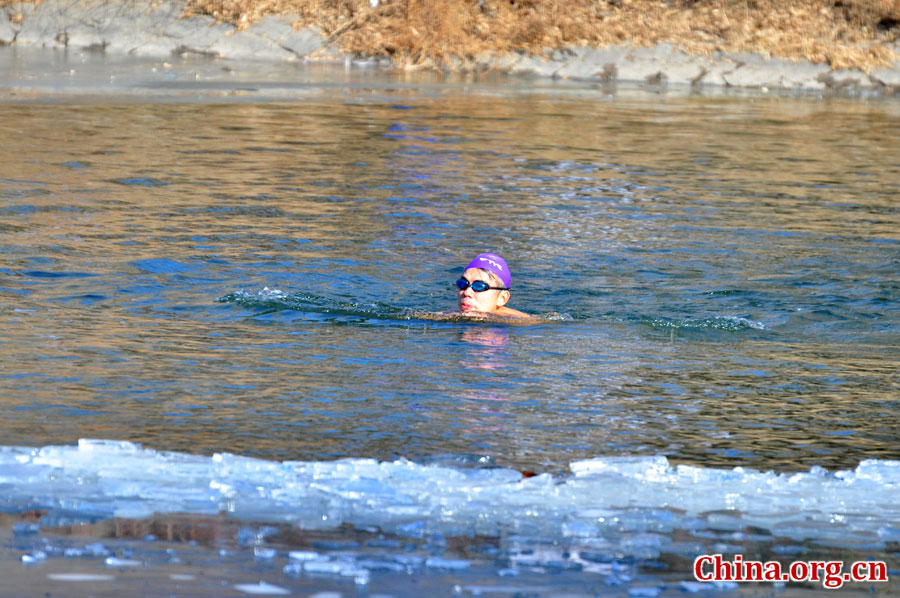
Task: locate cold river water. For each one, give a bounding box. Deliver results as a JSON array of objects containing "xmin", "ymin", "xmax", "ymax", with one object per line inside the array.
[{"xmin": 1, "ymin": 49, "xmax": 899, "ymax": 597}]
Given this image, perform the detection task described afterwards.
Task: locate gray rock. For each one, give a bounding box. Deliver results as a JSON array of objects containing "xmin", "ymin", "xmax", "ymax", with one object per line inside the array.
[
  {"xmin": 719, "ymin": 63, "xmax": 770, "ymax": 88},
  {"xmin": 163, "ymin": 15, "xmax": 232, "ymax": 51},
  {"xmin": 440, "ymin": 54, "xmax": 466, "ymax": 71},
  {"xmin": 63, "ymin": 22, "xmax": 106, "ymax": 50},
  {"xmin": 581, "ymin": 45, "xmax": 629, "ymax": 65},
  {"xmin": 209, "ymin": 29, "xmax": 294, "ymax": 61},
  {"xmin": 815, "ymin": 68, "xmax": 870, "ymax": 91},
  {"xmin": 660, "ymin": 59, "xmax": 709, "ymax": 86},
  {"xmin": 60, "ymin": 0, "xmax": 125, "ymax": 51},
  {"xmin": 634, "ymin": 43, "xmax": 680, "ymax": 61},
  {"xmin": 554, "ymin": 59, "xmax": 616, "ymax": 81},
  {"xmin": 630, "ymin": 46, "xmax": 713, "ymax": 86},
  {"xmin": 14, "ymin": 0, "xmax": 177, "ymax": 51},
  {"xmin": 3, "ymin": 0, "xmax": 34, "ymax": 30},
  {"xmin": 553, "ymin": 46, "xmax": 627, "ymax": 80},
  {"xmin": 695, "ymin": 64, "xmax": 725, "ymax": 87},
  {"xmin": 570, "ymin": 46, "xmax": 592, "ymax": 59},
  {"xmin": 350, "ymin": 54, "xmax": 390, "ymax": 68},
  {"xmin": 108, "ymin": 1, "xmax": 193, "ymax": 55},
  {"xmin": 192, "ymin": 15, "xmax": 328, "ymax": 61},
  {"xmin": 509, "ymin": 54, "xmax": 559, "ymax": 78},
  {"xmin": 1, "ymin": 9, "xmax": 15, "ymax": 45},
  {"xmin": 244, "ymin": 15, "xmax": 293, "ymax": 41},
  {"xmin": 14, "ymin": 0, "xmax": 67, "ymax": 46},
  {"xmin": 280, "ymin": 26, "xmax": 327, "ymax": 58},
  {"xmin": 870, "ymin": 63, "xmax": 900, "ymax": 87},
  {"xmin": 143, "ymin": 0, "xmax": 186, "ymax": 23},
  {"xmin": 473, "ymin": 51, "xmax": 522, "ymax": 72},
  {"xmin": 616, "ymin": 58, "xmax": 669, "ymax": 85},
  {"xmin": 726, "ymin": 50, "xmax": 772, "ymax": 67},
  {"xmin": 780, "ymin": 61, "xmax": 831, "ymax": 90},
  {"xmin": 102, "ymin": 22, "xmax": 161, "ymax": 55},
  {"xmin": 94, "ymin": 2, "xmax": 180, "ymax": 53},
  {"xmin": 613, "ymin": 44, "xmax": 698, "ymax": 85},
  {"xmin": 128, "ymin": 35, "xmax": 181, "ymax": 58},
  {"xmin": 549, "ymin": 46, "xmax": 587, "ymax": 62},
  {"xmin": 721, "ymin": 55, "xmax": 831, "ymax": 90}
]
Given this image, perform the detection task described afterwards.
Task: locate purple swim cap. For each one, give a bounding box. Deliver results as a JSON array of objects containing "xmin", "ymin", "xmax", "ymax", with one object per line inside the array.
[{"xmin": 464, "ymin": 253, "xmax": 511, "ymax": 289}]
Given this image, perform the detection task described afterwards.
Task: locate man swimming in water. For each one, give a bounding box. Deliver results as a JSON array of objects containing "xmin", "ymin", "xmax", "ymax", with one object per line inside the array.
[{"xmin": 456, "ymin": 252, "xmax": 530, "ymax": 319}]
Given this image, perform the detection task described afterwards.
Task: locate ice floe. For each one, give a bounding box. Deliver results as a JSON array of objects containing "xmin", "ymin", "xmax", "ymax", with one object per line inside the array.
[{"xmin": 1, "ymin": 439, "xmax": 898, "ymax": 562}]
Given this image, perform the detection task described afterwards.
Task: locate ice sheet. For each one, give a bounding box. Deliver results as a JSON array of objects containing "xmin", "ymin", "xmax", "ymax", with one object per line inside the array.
[{"xmin": 2, "ymin": 439, "xmax": 898, "ymax": 561}]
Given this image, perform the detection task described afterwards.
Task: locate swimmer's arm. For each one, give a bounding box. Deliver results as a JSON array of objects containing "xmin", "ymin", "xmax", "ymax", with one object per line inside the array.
[
  {"xmin": 494, "ymin": 306, "xmax": 531, "ymax": 319},
  {"xmin": 418, "ymin": 309, "xmax": 532, "ymax": 321}
]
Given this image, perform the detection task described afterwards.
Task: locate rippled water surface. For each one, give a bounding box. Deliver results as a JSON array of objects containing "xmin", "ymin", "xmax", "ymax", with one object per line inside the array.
[{"xmin": 2, "ymin": 84, "xmax": 899, "ymax": 477}]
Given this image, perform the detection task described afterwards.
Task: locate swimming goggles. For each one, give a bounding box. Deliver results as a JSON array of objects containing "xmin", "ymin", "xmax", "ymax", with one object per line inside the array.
[{"xmin": 456, "ymin": 278, "xmax": 507, "ymax": 292}]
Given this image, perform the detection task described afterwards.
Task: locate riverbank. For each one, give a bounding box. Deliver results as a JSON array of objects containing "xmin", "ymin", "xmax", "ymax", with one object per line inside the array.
[{"xmin": 2, "ymin": 0, "xmax": 900, "ymax": 95}]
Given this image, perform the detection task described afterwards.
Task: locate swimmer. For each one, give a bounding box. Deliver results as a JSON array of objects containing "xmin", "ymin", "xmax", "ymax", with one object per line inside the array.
[{"xmin": 456, "ymin": 252, "xmax": 530, "ymax": 319}]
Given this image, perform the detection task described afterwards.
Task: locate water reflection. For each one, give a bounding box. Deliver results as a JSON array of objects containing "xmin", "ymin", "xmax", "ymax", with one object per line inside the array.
[
  {"xmin": 454, "ymin": 327, "xmax": 513, "ymax": 443},
  {"xmin": 458, "ymin": 326, "xmax": 509, "ymax": 370}
]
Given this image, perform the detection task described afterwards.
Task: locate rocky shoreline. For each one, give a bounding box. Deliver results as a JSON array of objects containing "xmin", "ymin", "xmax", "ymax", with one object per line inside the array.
[{"xmin": 3, "ymin": 0, "xmax": 900, "ymax": 96}]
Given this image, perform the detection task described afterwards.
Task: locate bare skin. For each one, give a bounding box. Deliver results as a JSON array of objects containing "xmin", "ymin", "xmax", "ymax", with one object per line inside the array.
[{"xmin": 457, "ymin": 267, "xmax": 530, "ymax": 319}]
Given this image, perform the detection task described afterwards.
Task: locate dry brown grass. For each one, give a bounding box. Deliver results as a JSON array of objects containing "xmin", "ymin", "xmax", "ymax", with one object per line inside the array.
[
  {"xmin": 4, "ymin": 0, "xmax": 899, "ymax": 70},
  {"xmin": 181, "ymin": 0, "xmax": 900, "ymax": 71}
]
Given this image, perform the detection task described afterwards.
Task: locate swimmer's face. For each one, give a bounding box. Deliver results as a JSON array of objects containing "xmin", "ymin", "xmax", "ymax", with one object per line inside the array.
[{"xmin": 457, "ymin": 268, "xmax": 510, "ymax": 314}]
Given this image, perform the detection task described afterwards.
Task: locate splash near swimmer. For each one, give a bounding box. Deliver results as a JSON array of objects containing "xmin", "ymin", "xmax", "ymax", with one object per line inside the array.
[{"xmin": 222, "ymin": 252, "xmax": 537, "ymax": 323}]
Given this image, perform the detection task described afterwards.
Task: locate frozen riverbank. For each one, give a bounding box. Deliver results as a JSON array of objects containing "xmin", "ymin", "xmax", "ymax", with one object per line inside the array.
[{"xmin": 2, "ymin": 0, "xmax": 900, "ymax": 96}]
